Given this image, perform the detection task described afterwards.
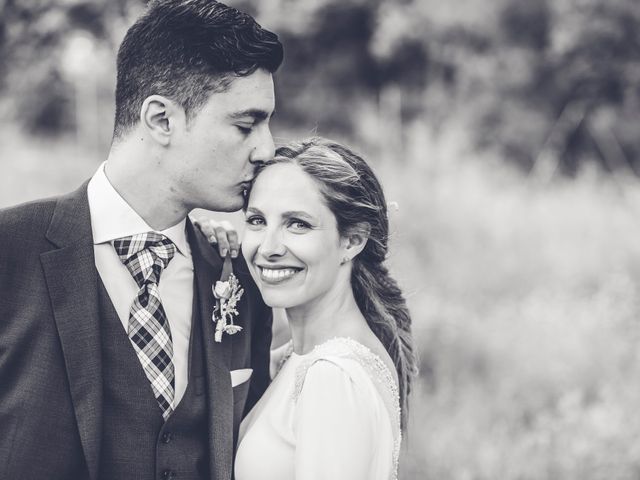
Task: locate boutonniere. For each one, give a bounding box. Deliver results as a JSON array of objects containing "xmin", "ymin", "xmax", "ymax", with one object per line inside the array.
[{"xmin": 212, "ymin": 256, "xmax": 244, "ymax": 342}]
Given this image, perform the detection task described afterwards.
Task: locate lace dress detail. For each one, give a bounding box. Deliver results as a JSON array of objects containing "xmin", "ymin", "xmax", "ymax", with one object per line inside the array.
[{"xmin": 286, "ymin": 337, "xmax": 402, "ymax": 480}]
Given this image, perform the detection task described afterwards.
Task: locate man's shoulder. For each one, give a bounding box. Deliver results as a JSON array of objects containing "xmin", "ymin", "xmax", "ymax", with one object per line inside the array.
[
  {"xmin": 0, "ymin": 182, "xmax": 89, "ymax": 242},
  {"xmin": 0, "ymin": 196, "xmax": 59, "ymax": 239},
  {"xmin": 0, "ymin": 197, "xmax": 62, "ymax": 277}
]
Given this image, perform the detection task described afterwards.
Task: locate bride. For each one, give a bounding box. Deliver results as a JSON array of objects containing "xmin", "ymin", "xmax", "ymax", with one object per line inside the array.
[{"xmin": 203, "ymin": 137, "xmax": 415, "ymax": 479}]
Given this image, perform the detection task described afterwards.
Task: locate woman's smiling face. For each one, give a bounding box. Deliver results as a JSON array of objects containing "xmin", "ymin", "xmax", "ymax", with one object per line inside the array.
[{"xmin": 242, "ymin": 162, "xmax": 346, "ymax": 309}]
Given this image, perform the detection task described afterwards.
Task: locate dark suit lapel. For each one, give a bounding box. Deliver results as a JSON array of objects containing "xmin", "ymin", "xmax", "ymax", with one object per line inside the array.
[
  {"xmin": 187, "ymin": 220, "xmax": 233, "ymax": 480},
  {"xmin": 40, "ymin": 182, "xmax": 102, "ymax": 480}
]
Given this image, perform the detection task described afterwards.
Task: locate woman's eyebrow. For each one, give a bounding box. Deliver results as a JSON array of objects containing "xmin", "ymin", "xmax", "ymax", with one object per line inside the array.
[
  {"xmin": 282, "ymin": 210, "xmax": 314, "ymax": 220},
  {"xmin": 246, "ymin": 208, "xmax": 314, "ymax": 220},
  {"xmin": 245, "ymin": 206, "xmax": 264, "ymax": 215}
]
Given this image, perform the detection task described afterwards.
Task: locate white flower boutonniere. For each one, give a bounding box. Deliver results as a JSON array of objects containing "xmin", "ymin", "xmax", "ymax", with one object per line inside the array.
[{"xmin": 212, "ymin": 256, "xmax": 244, "ymax": 342}]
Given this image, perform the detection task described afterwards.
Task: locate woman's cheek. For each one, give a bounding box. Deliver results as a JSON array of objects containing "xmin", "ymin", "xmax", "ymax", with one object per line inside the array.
[{"xmin": 241, "ymin": 232, "xmax": 260, "ymax": 262}]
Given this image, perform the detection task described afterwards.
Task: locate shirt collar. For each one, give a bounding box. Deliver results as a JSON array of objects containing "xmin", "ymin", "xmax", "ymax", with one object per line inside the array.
[{"xmin": 87, "ymin": 161, "xmax": 190, "ymax": 257}]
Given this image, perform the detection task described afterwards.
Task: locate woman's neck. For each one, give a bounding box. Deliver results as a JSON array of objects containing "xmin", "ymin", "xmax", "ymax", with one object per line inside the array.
[{"xmin": 285, "ymin": 280, "xmax": 368, "ymax": 355}]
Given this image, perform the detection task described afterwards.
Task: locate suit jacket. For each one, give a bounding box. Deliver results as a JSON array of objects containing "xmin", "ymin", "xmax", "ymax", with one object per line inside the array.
[{"xmin": 0, "ymin": 182, "xmax": 272, "ymax": 480}]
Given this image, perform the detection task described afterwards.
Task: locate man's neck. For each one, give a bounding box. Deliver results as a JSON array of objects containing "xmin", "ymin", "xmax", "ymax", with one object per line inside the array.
[{"xmin": 105, "ymin": 143, "xmax": 188, "ymax": 231}]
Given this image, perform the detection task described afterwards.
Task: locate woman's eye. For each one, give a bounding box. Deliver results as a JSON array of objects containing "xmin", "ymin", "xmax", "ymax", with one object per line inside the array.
[
  {"xmin": 246, "ymin": 216, "xmax": 265, "ymax": 227},
  {"xmin": 289, "ymin": 219, "xmax": 311, "ymax": 231}
]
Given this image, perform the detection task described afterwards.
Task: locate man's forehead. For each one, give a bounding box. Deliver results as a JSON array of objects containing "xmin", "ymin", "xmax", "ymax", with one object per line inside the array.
[
  {"xmin": 223, "ymin": 70, "xmax": 274, "ymax": 95},
  {"xmin": 210, "ymin": 71, "xmax": 275, "ymax": 114}
]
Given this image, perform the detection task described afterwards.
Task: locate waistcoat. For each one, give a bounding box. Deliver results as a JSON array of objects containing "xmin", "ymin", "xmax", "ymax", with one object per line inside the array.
[{"xmin": 98, "ymin": 279, "xmax": 210, "ymax": 480}]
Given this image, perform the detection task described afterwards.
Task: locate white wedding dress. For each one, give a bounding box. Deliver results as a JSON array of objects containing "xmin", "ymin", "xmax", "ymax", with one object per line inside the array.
[{"xmin": 234, "ymin": 337, "xmax": 401, "ymax": 480}]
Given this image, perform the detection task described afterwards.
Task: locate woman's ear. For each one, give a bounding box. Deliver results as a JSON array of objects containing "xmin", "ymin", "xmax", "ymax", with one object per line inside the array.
[
  {"xmin": 340, "ymin": 222, "xmax": 371, "ymax": 264},
  {"xmin": 139, "ymin": 95, "xmax": 184, "ymax": 146}
]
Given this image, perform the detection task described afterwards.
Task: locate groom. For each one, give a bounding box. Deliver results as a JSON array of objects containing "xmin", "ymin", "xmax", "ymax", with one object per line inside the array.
[{"xmin": 0, "ymin": 1, "xmax": 282, "ymax": 479}]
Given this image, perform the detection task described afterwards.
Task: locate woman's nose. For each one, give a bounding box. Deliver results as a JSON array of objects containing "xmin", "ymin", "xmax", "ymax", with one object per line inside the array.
[{"xmin": 257, "ymin": 228, "xmax": 286, "ymax": 258}]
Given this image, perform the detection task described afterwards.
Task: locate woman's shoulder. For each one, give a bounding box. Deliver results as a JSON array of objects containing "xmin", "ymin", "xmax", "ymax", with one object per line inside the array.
[
  {"xmin": 293, "ymin": 338, "xmax": 402, "ymax": 474},
  {"xmin": 293, "ymin": 337, "xmax": 399, "ymax": 405}
]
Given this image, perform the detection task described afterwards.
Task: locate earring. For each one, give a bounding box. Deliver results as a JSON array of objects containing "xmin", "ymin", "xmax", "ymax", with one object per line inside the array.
[{"xmin": 341, "ymin": 256, "xmax": 350, "ymax": 265}]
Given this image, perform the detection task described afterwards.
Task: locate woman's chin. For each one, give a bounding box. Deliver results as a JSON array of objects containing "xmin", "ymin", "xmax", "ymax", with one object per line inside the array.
[
  {"xmin": 259, "ymin": 290, "xmax": 299, "ymax": 310},
  {"xmin": 261, "ymin": 296, "xmax": 294, "ymax": 310}
]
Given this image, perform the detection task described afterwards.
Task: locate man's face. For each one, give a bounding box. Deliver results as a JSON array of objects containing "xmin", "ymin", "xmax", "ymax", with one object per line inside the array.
[{"xmin": 170, "ymin": 68, "xmax": 276, "ymax": 212}]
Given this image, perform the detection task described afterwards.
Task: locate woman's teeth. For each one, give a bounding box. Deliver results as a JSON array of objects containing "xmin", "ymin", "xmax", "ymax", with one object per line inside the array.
[{"xmin": 260, "ymin": 267, "xmax": 298, "ymax": 281}]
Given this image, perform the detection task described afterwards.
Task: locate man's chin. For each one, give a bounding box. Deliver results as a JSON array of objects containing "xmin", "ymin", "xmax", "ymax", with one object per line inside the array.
[
  {"xmin": 219, "ymin": 201, "xmax": 245, "ymax": 213},
  {"xmin": 200, "ymin": 195, "xmax": 244, "ymax": 213}
]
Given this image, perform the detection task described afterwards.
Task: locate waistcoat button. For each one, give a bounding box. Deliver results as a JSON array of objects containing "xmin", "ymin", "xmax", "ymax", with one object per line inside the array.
[{"xmin": 161, "ymin": 469, "xmax": 175, "ymax": 480}]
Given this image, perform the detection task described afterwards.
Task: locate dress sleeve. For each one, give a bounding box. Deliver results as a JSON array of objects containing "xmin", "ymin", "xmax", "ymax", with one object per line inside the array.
[{"xmin": 293, "ymin": 358, "xmax": 382, "ymax": 480}]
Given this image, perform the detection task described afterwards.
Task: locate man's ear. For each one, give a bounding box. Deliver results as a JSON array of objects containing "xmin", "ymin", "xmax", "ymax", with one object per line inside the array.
[
  {"xmin": 340, "ymin": 222, "xmax": 371, "ymax": 262},
  {"xmin": 140, "ymin": 95, "xmax": 184, "ymax": 146}
]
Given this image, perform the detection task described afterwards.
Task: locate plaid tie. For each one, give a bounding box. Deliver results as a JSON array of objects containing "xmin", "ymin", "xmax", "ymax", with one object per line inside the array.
[{"xmin": 113, "ymin": 232, "xmax": 177, "ymax": 420}]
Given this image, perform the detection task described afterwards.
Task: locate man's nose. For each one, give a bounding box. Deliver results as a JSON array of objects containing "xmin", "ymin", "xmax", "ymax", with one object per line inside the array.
[{"xmin": 249, "ymin": 125, "xmax": 275, "ymax": 165}]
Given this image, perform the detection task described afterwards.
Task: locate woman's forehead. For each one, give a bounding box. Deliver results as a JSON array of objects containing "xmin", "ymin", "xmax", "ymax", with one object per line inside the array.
[{"xmin": 249, "ymin": 163, "xmax": 330, "ymax": 214}]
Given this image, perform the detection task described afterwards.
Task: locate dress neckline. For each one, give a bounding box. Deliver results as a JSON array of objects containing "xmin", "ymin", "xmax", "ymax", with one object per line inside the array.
[
  {"xmin": 289, "ymin": 336, "xmax": 373, "ymax": 358},
  {"xmin": 283, "ymin": 337, "xmax": 398, "ymax": 388}
]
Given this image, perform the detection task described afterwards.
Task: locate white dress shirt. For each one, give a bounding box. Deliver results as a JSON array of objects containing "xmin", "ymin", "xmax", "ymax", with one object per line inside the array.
[{"xmin": 87, "ymin": 162, "xmax": 194, "ymax": 406}]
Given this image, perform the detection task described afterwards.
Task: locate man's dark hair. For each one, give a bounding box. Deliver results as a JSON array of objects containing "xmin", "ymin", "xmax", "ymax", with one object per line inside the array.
[{"xmin": 113, "ymin": 0, "xmax": 283, "ymax": 140}]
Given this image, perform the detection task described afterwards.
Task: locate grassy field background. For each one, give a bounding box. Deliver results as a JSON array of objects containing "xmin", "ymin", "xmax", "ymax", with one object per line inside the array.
[{"xmin": 3, "ymin": 120, "xmax": 640, "ymax": 479}]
